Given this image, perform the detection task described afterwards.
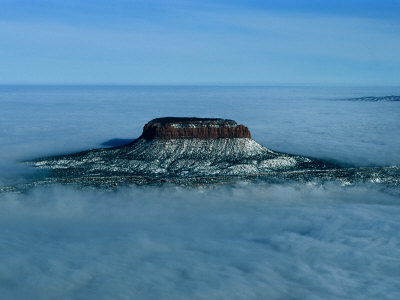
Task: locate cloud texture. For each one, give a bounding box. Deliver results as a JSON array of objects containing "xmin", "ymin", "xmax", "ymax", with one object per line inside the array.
[
  {"xmin": 1, "ymin": 184, "xmax": 400, "ymax": 299},
  {"xmin": 1, "ymin": 0, "xmax": 400, "ymax": 84}
]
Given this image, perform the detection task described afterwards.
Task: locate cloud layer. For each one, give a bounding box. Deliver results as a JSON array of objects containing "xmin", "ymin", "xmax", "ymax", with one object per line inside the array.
[{"xmin": 1, "ymin": 184, "xmax": 400, "ymax": 299}]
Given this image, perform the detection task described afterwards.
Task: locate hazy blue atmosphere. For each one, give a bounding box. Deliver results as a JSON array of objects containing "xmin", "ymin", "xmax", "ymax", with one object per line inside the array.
[
  {"xmin": 1, "ymin": 0, "xmax": 400, "ymax": 85},
  {"xmin": 1, "ymin": 86, "xmax": 400, "ymax": 299}
]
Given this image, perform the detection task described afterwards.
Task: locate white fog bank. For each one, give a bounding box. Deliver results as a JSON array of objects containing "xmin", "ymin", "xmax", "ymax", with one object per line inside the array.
[{"xmin": 0, "ymin": 184, "xmax": 400, "ymax": 299}]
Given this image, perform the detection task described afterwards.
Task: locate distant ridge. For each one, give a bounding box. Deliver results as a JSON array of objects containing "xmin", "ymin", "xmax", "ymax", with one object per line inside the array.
[{"xmin": 344, "ymin": 95, "xmax": 400, "ymax": 102}]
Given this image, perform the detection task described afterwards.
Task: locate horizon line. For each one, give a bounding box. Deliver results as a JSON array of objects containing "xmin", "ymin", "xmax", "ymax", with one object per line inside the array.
[{"xmin": 1, "ymin": 83, "xmax": 400, "ymax": 88}]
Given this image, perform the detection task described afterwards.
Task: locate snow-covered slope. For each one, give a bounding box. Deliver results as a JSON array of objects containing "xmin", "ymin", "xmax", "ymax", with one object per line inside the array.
[{"xmin": 31, "ymin": 138, "xmax": 332, "ymax": 178}]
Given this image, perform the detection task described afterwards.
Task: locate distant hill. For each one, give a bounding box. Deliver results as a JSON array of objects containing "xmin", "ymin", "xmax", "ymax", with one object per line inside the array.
[{"xmin": 345, "ymin": 95, "xmax": 400, "ymax": 102}]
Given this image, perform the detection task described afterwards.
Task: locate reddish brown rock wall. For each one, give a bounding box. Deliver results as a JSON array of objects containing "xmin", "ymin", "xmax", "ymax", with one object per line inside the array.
[{"xmin": 140, "ymin": 119, "xmax": 251, "ymax": 140}]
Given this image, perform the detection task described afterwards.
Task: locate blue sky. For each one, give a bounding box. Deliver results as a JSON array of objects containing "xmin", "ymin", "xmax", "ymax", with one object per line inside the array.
[{"xmin": 1, "ymin": 0, "xmax": 399, "ymax": 85}]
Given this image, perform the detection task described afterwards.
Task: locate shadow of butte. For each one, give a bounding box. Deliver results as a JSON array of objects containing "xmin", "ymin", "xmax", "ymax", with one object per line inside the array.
[{"xmin": 101, "ymin": 138, "xmax": 134, "ymax": 147}]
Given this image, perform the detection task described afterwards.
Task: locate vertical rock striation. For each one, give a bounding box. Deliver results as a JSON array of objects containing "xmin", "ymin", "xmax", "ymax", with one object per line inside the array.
[{"xmin": 140, "ymin": 117, "xmax": 251, "ymax": 140}]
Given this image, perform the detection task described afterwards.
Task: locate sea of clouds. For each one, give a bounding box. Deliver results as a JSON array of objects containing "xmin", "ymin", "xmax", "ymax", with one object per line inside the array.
[{"xmin": 1, "ymin": 86, "xmax": 400, "ymax": 299}]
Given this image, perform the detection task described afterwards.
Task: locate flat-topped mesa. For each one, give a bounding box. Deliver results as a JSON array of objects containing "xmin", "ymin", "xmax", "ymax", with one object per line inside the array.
[
  {"xmin": 29, "ymin": 116, "xmax": 348, "ymax": 186},
  {"xmin": 140, "ymin": 117, "xmax": 251, "ymax": 140}
]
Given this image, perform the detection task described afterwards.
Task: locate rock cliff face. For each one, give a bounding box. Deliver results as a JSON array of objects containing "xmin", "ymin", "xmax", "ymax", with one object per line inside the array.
[{"xmin": 140, "ymin": 117, "xmax": 251, "ymax": 140}]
